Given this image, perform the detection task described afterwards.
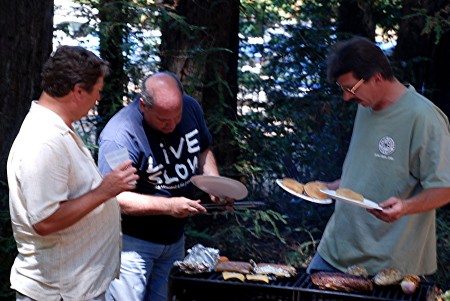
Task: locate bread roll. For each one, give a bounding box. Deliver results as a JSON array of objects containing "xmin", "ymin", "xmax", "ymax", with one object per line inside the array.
[
  {"xmin": 282, "ymin": 178, "xmax": 304, "ymax": 194},
  {"xmin": 336, "ymin": 188, "xmax": 364, "ymax": 201},
  {"xmin": 304, "ymin": 181, "xmax": 328, "ymax": 200},
  {"xmin": 345, "ymin": 265, "xmax": 369, "ymax": 278},
  {"xmin": 373, "ymin": 268, "xmax": 403, "ymax": 286},
  {"xmin": 246, "ymin": 274, "xmax": 270, "ymax": 283}
]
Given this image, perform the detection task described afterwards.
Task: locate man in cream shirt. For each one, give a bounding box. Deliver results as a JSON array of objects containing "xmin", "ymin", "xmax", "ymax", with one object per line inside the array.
[{"xmin": 8, "ymin": 46, "xmax": 139, "ymax": 301}]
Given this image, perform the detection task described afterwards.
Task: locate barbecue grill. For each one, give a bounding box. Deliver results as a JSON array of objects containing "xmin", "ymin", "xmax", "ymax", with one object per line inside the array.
[{"xmin": 168, "ymin": 267, "xmax": 439, "ymax": 301}]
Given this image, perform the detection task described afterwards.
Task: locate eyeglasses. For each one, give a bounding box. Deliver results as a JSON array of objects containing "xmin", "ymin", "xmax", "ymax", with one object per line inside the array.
[{"xmin": 336, "ymin": 78, "xmax": 365, "ymax": 95}]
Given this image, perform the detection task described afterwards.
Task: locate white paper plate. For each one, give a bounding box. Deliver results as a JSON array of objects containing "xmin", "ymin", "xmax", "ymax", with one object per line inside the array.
[
  {"xmin": 276, "ymin": 179, "xmax": 333, "ymax": 204},
  {"xmin": 320, "ymin": 189, "xmax": 383, "ymax": 210},
  {"xmin": 191, "ymin": 175, "xmax": 248, "ymax": 200}
]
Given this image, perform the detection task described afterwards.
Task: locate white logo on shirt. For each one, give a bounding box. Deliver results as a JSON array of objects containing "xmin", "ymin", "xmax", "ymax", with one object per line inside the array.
[
  {"xmin": 379, "ymin": 136, "xmax": 395, "ymax": 155},
  {"xmin": 146, "ymin": 156, "xmax": 164, "ymax": 184},
  {"xmin": 146, "ymin": 129, "xmax": 200, "ymax": 188}
]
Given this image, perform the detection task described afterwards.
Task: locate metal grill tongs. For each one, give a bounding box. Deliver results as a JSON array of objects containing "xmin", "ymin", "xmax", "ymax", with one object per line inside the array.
[{"xmin": 201, "ymin": 201, "xmax": 265, "ymax": 210}]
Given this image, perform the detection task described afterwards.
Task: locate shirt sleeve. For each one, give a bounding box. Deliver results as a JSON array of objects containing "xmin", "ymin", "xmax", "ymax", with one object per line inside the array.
[
  {"xmin": 411, "ymin": 108, "xmax": 450, "ymax": 189},
  {"xmin": 19, "ymin": 141, "xmax": 69, "ymax": 225}
]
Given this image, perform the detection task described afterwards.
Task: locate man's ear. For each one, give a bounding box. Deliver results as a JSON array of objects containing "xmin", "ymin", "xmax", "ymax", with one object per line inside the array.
[
  {"xmin": 72, "ymin": 84, "xmax": 83, "ymax": 100},
  {"xmin": 139, "ymin": 97, "xmax": 146, "ymax": 110},
  {"xmin": 373, "ymin": 72, "xmax": 383, "ymax": 83}
]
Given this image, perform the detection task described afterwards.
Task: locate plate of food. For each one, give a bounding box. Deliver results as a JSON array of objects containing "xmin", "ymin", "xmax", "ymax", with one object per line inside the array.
[
  {"xmin": 276, "ymin": 178, "xmax": 333, "ymax": 204},
  {"xmin": 320, "ymin": 188, "xmax": 383, "ymax": 210},
  {"xmin": 191, "ymin": 175, "xmax": 248, "ymax": 200}
]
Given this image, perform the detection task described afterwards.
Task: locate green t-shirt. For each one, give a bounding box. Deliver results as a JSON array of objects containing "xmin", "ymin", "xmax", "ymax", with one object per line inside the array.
[{"xmin": 318, "ymin": 86, "xmax": 450, "ymax": 275}]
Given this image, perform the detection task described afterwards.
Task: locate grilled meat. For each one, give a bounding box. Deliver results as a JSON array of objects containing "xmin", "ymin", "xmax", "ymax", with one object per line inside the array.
[
  {"xmin": 214, "ymin": 261, "xmax": 253, "ymax": 274},
  {"xmin": 311, "ymin": 272, "xmax": 373, "ymax": 292}
]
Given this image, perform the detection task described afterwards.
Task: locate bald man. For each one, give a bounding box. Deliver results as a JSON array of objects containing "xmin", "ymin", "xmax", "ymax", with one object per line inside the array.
[{"xmin": 98, "ymin": 72, "xmax": 223, "ymax": 301}]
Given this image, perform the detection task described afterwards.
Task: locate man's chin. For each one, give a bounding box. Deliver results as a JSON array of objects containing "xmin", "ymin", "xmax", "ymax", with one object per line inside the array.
[
  {"xmin": 161, "ymin": 128, "xmax": 174, "ymax": 134},
  {"xmin": 354, "ymin": 99, "xmax": 365, "ymax": 106}
]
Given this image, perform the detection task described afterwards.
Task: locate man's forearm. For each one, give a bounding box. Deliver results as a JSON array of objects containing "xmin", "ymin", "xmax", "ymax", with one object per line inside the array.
[{"xmin": 198, "ymin": 148, "xmax": 219, "ymax": 176}]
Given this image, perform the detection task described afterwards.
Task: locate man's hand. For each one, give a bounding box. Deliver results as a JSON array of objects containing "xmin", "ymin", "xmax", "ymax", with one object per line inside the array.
[
  {"xmin": 367, "ymin": 197, "xmax": 405, "ymax": 223},
  {"xmin": 167, "ymin": 197, "xmax": 207, "ymax": 218},
  {"xmin": 210, "ymin": 195, "xmax": 235, "ymax": 211},
  {"xmin": 97, "ymin": 160, "xmax": 139, "ymax": 200}
]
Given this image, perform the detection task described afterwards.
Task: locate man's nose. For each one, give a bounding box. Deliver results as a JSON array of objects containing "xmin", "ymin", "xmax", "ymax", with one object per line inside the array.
[
  {"xmin": 342, "ymin": 91, "xmax": 354, "ymax": 102},
  {"xmin": 168, "ymin": 119, "xmax": 177, "ymax": 127},
  {"xmin": 164, "ymin": 119, "xmax": 176, "ymax": 130}
]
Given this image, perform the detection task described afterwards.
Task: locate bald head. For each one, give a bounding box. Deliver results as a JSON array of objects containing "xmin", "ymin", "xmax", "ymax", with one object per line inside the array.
[
  {"xmin": 139, "ymin": 72, "xmax": 184, "ymax": 134},
  {"xmin": 140, "ymin": 72, "xmax": 183, "ymax": 109}
]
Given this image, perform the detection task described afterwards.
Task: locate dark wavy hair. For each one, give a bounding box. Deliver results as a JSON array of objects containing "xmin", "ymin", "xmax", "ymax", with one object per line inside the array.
[
  {"xmin": 41, "ymin": 46, "xmax": 109, "ymax": 97},
  {"xmin": 327, "ymin": 36, "xmax": 394, "ymax": 83}
]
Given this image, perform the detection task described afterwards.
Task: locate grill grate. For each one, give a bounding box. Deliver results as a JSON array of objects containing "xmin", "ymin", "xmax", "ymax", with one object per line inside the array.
[{"xmin": 168, "ymin": 268, "xmax": 436, "ymax": 301}]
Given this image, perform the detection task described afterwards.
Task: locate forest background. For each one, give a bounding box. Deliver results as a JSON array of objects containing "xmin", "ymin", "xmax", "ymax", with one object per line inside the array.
[{"xmin": 0, "ymin": 0, "xmax": 449, "ymax": 299}]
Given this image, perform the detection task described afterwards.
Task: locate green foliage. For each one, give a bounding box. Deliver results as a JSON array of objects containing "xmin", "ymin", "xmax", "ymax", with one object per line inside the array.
[
  {"xmin": 435, "ymin": 208, "xmax": 450, "ymax": 289},
  {"xmin": 186, "ymin": 2, "xmax": 353, "ymax": 264},
  {"xmin": 373, "ymin": 0, "xmax": 402, "ymax": 40},
  {"xmin": 2, "ymin": 2, "xmax": 449, "ymax": 300},
  {"xmin": 185, "ymin": 204, "xmax": 329, "ymax": 266},
  {"xmin": 240, "ymin": 0, "xmax": 302, "ymax": 36},
  {"xmin": 404, "ymin": 5, "xmax": 450, "ymax": 45},
  {"xmin": 69, "ymin": 0, "xmax": 162, "ymax": 92},
  {"xmin": 236, "ymin": 2, "xmax": 356, "ymax": 188}
]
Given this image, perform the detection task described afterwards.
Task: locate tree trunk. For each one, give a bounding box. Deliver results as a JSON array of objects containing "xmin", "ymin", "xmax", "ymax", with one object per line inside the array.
[
  {"xmin": 393, "ymin": 0, "xmax": 433, "ymax": 87},
  {"xmin": 431, "ymin": 31, "xmax": 450, "ymax": 116},
  {"xmin": 97, "ymin": 0, "xmax": 130, "ymax": 127},
  {"xmin": 0, "ymin": 0, "xmax": 54, "ymax": 298},
  {"xmin": 0, "ymin": 1, "xmax": 54, "ymax": 185},
  {"xmin": 337, "ymin": 0, "xmax": 375, "ymax": 40},
  {"xmin": 159, "ymin": 0, "xmax": 241, "ymax": 175}
]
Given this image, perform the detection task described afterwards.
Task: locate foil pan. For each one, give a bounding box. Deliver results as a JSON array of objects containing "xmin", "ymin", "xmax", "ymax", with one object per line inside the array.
[{"xmin": 174, "ymin": 244, "xmax": 220, "ymax": 274}]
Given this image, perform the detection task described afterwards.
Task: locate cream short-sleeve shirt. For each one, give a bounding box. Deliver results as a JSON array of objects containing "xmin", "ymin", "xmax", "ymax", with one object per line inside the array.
[{"xmin": 8, "ymin": 102, "xmax": 121, "ymax": 301}]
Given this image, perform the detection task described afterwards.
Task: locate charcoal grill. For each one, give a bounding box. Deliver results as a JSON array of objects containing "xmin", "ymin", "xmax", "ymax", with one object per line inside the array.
[{"xmin": 168, "ymin": 267, "xmax": 438, "ymax": 301}]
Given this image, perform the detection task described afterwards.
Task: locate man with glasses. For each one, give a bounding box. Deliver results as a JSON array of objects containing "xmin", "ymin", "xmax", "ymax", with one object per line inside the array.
[{"xmin": 307, "ymin": 37, "xmax": 450, "ymax": 277}]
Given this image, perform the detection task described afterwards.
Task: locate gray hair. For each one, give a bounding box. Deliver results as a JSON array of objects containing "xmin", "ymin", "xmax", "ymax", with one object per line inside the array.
[{"xmin": 140, "ymin": 71, "xmax": 184, "ymax": 108}]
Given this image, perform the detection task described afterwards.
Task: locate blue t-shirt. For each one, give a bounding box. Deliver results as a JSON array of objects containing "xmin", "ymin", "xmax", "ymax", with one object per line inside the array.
[{"xmin": 98, "ymin": 95, "xmax": 212, "ymax": 244}]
